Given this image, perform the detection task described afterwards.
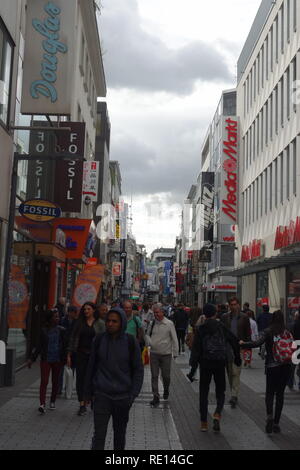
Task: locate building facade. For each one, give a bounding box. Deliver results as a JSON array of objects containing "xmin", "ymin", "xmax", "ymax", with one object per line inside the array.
[
  {"xmin": 235, "ymin": 0, "xmax": 300, "ymax": 323},
  {"xmin": 0, "ymin": 0, "xmax": 107, "ymax": 372}
]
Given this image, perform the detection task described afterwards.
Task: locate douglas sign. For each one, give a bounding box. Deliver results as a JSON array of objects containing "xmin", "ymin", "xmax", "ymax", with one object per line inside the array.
[{"xmin": 221, "ymin": 118, "xmax": 238, "ymax": 224}]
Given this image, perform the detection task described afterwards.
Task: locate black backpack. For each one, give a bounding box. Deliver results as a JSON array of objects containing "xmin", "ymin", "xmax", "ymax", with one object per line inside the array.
[{"xmin": 202, "ymin": 325, "xmax": 226, "ymax": 362}]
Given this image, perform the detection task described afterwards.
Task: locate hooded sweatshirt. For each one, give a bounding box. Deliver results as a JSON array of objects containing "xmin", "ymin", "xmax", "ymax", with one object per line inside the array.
[
  {"xmin": 190, "ymin": 319, "xmax": 241, "ymax": 369},
  {"xmin": 84, "ymin": 307, "xmax": 144, "ymax": 401}
]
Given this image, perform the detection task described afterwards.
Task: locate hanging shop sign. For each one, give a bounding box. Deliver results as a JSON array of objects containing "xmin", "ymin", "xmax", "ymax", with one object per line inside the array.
[
  {"xmin": 274, "ymin": 217, "xmax": 300, "ymax": 250},
  {"xmin": 54, "ymin": 122, "xmax": 85, "ymax": 212},
  {"xmin": 19, "ymin": 199, "xmax": 61, "ymax": 223},
  {"xmin": 112, "ymin": 262, "xmax": 122, "ymax": 277},
  {"xmin": 83, "ymin": 161, "xmax": 100, "ymax": 203},
  {"xmin": 8, "ymin": 265, "xmax": 30, "ymax": 329},
  {"xmin": 72, "ymin": 265, "xmax": 105, "ymax": 308},
  {"xmin": 241, "ymin": 239, "xmax": 264, "ymax": 263},
  {"xmin": 52, "ymin": 218, "xmax": 92, "ymax": 260},
  {"xmin": 201, "ymin": 172, "xmax": 215, "ymax": 246},
  {"xmin": 21, "ymin": 0, "xmax": 75, "ymax": 115},
  {"xmin": 220, "ymin": 117, "xmax": 239, "ymax": 225}
]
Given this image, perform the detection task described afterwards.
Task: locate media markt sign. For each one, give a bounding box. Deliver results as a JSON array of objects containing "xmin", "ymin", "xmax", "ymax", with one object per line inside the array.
[{"xmin": 19, "ymin": 199, "xmax": 61, "ymax": 222}]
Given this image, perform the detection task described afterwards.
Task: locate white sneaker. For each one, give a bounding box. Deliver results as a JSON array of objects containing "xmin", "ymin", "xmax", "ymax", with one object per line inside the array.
[{"xmin": 50, "ymin": 402, "xmax": 56, "ymax": 410}]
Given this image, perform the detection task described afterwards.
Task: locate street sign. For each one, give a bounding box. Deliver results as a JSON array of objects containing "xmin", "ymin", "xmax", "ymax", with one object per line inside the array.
[{"xmin": 120, "ymin": 252, "xmax": 127, "ymax": 259}]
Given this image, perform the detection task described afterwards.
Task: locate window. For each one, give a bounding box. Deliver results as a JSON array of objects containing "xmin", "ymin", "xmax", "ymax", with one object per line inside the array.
[
  {"xmin": 79, "ymin": 33, "xmax": 85, "ymax": 76},
  {"xmin": 271, "ymin": 25, "xmax": 274, "ymax": 72},
  {"xmin": 287, "ymin": 66, "xmax": 291, "ymax": 119},
  {"xmin": 266, "ymin": 35, "xmax": 269, "ymax": 81},
  {"xmin": 275, "ymin": 15, "xmax": 279, "ymax": 62},
  {"xmin": 281, "ymin": 77, "xmax": 284, "ymax": 127},
  {"xmin": 293, "ymin": 138, "xmax": 297, "ymax": 195},
  {"xmin": 270, "ymin": 93, "xmax": 273, "ymax": 141},
  {"xmin": 265, "ymin": 102, "xmax": 268, "ymax": 146},
  {"xmin": 269, "ymin": 165, "xmax": 273, "ymax": 211},
  {"xmin": 293, "ymin": 56, "xmax": 297, "ymax": 113},
  {"xmin": 280, "ymin": 152, "xmax": 284, "ymax": 203},
  {"xmin": 275, "ymin": 86, "xmax": 279, "ymax": 133},
  {"xmin": 287, "ymin": 0, "xmax": 291, "ymax": 43},
  {"xmin": 294, "ymin": 0, "xmax": 297, "ymax": 32},
  {"xmin": 281, "ymin": 5, "xmax": 285, "ymax": 53},
  {"xmin": 274, "ymin": 158, "xmax": 278, "ymax": 208},
  {"xmin": 0, "ymin": 18, "xmax": 14, "ymax": 128},
  {"xmin": 265, "ymin": 170, "xmax": 268, "ymax": 215},
  {"xmin": 286, "ymin": 145, "xmax": 290, "ymax": 200}
]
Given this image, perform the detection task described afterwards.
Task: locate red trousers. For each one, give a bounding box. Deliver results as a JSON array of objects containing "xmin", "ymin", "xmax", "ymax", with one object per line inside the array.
[{"xmin": 40, "ymin": 361, "xmax": 63, "ymax": 406}]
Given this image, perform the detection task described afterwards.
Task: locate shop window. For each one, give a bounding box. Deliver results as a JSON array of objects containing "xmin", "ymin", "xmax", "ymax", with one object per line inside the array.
[
  {"xmin": 0, "ymin": 18, "xmax": 14, "ymax": 128},
  {"xmin": 256, "ymin": 271, "xmax": 269, "ymax": 316},
  {"xmin": 287, "ymin": 265, "xmax": 300, "ymax": 328}
]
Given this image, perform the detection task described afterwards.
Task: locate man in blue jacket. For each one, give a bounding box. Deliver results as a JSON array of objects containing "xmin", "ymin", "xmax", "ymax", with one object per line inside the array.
[{"xmin": 84, "ymin": 307, "xmax": 144, "ymax": 450}]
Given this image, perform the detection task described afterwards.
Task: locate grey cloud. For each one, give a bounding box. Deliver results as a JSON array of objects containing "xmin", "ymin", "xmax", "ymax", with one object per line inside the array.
[{"xmin": 99, "ymin": 0, "xmax": 232, "ymax": 95}]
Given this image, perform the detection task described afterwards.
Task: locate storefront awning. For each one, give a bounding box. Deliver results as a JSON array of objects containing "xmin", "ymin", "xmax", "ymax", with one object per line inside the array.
[{"xmin": 222, "ymin": 248, "xmax": 300, "ymax": 277}]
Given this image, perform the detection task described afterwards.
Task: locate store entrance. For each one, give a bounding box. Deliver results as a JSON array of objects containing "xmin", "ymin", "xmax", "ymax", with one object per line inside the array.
[{"xmin": 28, "ymin": 260, "xmax": 50, "ymax": 354}]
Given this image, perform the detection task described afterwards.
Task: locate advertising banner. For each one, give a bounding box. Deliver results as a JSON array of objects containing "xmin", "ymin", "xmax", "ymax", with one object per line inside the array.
[
  {"xmin": 220, "ymin": 117, "xmax": 239, "ymax": 225},
  {"xmin": 83, "ymin": 161, "xmax": 100, "ymax": 203},
  {"xmin": 112, "ymin": 262, "xmax": 122, "ymax": 277},
  {"xmin": 52, "ymin": 218, "xmax": 92, "ymax": 260},
  {"xmin": 21, "ymin": 0, "xmax": 76, "ymax": 115},
  {"xmin": 8, "ymin": 265, "xmax": 30, "ymax": 329},
  {"xmin": 201, "ymin": 172, "xmax": 215, "ymax": 248},
  {"xmin": 72, "ymin": 265, "xmax": 104, "ymax": 308}
]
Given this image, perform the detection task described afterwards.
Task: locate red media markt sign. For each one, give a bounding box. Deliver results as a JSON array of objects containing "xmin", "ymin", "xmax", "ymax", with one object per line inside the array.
[{"xmin": 221, "ymin": 118, "xmax": 238, "ymax": 224}]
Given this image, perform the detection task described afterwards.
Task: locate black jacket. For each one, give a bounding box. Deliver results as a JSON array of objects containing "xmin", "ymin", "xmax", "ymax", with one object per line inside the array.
[
  {"xmin": 190, "ymin": 319, "xmax": 241, "ymax": 369},
  {"xmin": 292, "ymin": 319, "xmax": 300, "ymax": 340},
  {"xmin": 173, "ymin": 308, "xmax": 189, "ymax": 330},
  {"xmin": 84, "ymin": 308, "xmax": 144, "ymax": 401},
  {"xmin": 30, "ymin": 326, "xmax": 66, "ymax": 362}
]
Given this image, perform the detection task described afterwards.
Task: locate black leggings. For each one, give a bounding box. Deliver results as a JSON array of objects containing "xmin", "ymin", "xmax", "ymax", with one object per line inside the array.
[
  {"xmin": 176, "ymin": 329, "xmax": 186, "ymax": 353},
  {"xmin": 265, "ymin": 364, "xmax": 292, "ymax": 424}
]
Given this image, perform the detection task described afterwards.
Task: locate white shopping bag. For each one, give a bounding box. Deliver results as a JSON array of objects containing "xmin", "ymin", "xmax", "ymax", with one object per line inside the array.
[{"xmin": 64, "ymin": 366, "xmax": 73, "ymax": 399}]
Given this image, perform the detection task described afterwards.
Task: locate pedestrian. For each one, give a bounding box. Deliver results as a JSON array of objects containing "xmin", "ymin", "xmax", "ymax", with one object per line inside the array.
[
  {"xmin": 55, "ymin": 296, "xmax": 66, "ymax": 322},
  {"xmin": 240, "ymin": 310, "xmax": 295, "ymax": 434},
  {"xmin": 257, "ymin": 304, "xmax": 272, "ymax": 358},
  {"xmin": 242, "ymin": 302, "xmax": 254, "ymax": 317},
  {"xmin": 84, "ymin": 307, "xmax": 144, "ymax": 450},
  {"xmin": 27, "ymin": 309, "xmax": 66, "ymax": 414},
  {"xmin": 221, "ymin": 296, "xmax": 251, "ymax": 408},
  {"xmin": 140, "ymin": 303, "xmax": 154, "ymax": 333},
  {"xmin": 186, "ymin": 307, "xmax": 202, "ymax": 382},
  {"xmin": 172, "ymin": 303, "xmax": 189, "ymax": 354},
  {"xmin": 145, "ymin": 303, "xmax": 179, "ymax": 407},
  {"xmin": 98, "ymin": 303, "xmax": 109, "ymax": 321},
  {"xmin": 67, "ymin": 302, "xmax": 105, "ymax": 416},
  {"xmin": 242, "ymin": 309, "xmax": 259, "ymax": 368},
  {"xmin": 123, "ymin": 300, "xmax": 144, "ymax": 346},
  {"xmin": 217, "ymin": 304, "xmax": 228, "ymax": 320},
  {"xmin": 190, "ymin": 304, "xmax": 241, "ymax": 432},
  {"xmin": 58, "ymin": 305, "xmax": 79, "ymax": 394},
  {"xmin": 287, "ymin": 310, "xmax": 300, "ymax": 390}
]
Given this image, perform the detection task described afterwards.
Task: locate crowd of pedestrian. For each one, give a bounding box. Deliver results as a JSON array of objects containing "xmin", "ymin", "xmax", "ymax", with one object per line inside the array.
[{"xmin": 27, "ymin": 295, "xmax": 300, "ymax": 449}]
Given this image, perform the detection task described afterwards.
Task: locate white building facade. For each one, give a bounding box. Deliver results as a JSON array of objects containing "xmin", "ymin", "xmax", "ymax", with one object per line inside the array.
[{"xmin": 235, "ymin": 0, "xmax": 300, "ymax": 323}]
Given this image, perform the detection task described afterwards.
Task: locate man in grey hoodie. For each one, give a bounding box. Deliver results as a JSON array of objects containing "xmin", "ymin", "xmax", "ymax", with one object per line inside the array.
[{"xmin": 84, "ymin": 307, "xmax": 144, "ymax": 450}]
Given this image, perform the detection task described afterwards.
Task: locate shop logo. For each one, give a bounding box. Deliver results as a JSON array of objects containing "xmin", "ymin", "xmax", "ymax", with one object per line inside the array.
[
  {"xmin": 19, "ymin": 199, "xmax": 61, "ymax": 222},
  {"xmin": 222, "ymin": 118, "xmax": 238, "ymax": 223},
  {"xmin": 0, "ymin": 341, "xmax": 5, "ymax": 365},
  {"xmin": 30, "ymin": 2, "xmax": 68, "ymax": 102}
]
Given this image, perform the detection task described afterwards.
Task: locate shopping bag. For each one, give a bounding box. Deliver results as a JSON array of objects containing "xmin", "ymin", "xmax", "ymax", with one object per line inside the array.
[
  {"xmin": 64, "ymin": 366, "xmax": 73, "ymax": 399},
  {"xmin": 142, "ymin": 346, "xmax": 150, "ymax": 365}
]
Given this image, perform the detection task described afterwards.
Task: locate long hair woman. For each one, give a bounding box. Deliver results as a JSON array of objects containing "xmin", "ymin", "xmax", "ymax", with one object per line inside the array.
[
  {"xmin": 240, "ymin": 310, "xmax": 294, "ymax": 434},
  {"xmin": 67, "ymin": 302, "xmax": 105, "ymax": 416},
  {"xmin": 28, "ymin": 309, "xmax": 66, "ymax": 414}
]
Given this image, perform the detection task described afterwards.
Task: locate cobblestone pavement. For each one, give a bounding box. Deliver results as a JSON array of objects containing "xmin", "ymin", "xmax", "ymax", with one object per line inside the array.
[{"xmin": 0, "ymin": 350, "xmax": 300, "ymax": 450}]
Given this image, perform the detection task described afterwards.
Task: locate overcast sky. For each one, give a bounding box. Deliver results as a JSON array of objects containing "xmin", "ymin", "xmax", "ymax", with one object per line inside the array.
[{"xmin": 98, "ymin": 0, "xmax": 262, "ymax": 255}]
